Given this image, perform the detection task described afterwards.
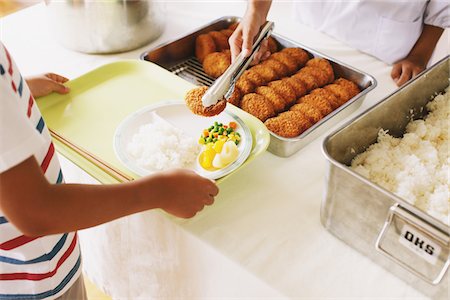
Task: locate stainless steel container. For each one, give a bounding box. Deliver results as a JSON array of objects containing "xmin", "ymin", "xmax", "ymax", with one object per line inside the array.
[
  {"xmin": 46, "ymin": 0, "xmax": 165, "ymax": 54},
  {"xmin": 140, "ymin": 16, "xmax": 376, "ymax": 157},
  {"xmin": 322, "ymin": 56, "xmax": 449, "ymax": 299}
]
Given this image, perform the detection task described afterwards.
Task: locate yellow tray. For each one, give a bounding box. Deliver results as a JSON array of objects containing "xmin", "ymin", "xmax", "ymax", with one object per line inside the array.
[{"xmin": 37, "ymin": 60, "xmax": 270, "ymax": 184}]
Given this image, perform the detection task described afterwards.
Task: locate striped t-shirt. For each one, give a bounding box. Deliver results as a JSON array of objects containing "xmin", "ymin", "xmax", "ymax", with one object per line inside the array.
[{"xmin": 0, "ymin": 42, "xmax": 81, "ymax": 299}]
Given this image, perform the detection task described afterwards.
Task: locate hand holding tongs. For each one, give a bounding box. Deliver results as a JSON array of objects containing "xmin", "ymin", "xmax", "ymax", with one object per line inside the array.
[{"xmin": 201, "ymin": 21, "xmax": 275, "ymax": 107}]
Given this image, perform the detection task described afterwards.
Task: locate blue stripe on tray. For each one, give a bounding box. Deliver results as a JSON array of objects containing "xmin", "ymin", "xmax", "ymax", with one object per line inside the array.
[
  {"xmin": 0, "ymin": 217, "xmax": 8, "ymax": 225},
  {"xmin": 0, "ymin": 234, "xmax": 68, "ymax": 265},
  {"xmin": 0, "ymin": 253, "xmax": 81, "ymax": 300}
]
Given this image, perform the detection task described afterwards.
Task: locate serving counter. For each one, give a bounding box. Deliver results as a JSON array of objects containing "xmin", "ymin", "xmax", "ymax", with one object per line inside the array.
[{"xmin": 2, "ymin": 2, "xmax": 448, "ymax": 299}]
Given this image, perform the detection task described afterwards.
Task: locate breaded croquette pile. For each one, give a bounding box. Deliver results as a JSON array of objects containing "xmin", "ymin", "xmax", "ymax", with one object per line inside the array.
[
  {"xmin": 265, "ymin": 77, "xmax": 360, "ymax": 138},
  {"xmin": 195, "ymin": 22, "xmax": 280, "ymax": 79},
  {"xmin": 185, "ymin": 86, "xmax": 227, "ymax": 117},
  {"xmin": 194, "ymin": 24, "xmax": 361, "ymax": 137},
  {"xmin": 203, "ymin": 50, "xmax": 231, "ymax": 78}
]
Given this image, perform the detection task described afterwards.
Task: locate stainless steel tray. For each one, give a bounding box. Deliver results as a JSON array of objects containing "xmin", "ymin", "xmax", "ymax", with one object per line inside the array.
[
  {"xmin": 140, "ymin": 16, "xmax": 377, "ymax": 157},
  {"xmin": 322, "ymin": 56, "xmax": 449, "ymax": 299}
]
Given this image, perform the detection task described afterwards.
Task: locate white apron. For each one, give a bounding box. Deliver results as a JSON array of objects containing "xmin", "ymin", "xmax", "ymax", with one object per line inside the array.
[{"xmin": 293, "ymin": 0, "xmax": 449, "ymax": 64}]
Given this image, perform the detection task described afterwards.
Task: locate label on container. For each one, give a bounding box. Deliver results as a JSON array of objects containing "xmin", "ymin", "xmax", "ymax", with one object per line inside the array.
[{"xmin": 399, "ymin": 224, "xmax": 441, "ymax": 265}]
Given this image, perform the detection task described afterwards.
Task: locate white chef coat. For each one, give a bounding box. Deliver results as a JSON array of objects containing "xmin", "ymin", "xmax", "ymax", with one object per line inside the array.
[{"xmin": 293, "ymin": 0, "xmax": 449, "ymax": 64}]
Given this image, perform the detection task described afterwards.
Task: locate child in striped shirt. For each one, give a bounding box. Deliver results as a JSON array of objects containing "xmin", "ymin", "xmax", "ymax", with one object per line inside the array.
[{"xmin": 0, "ymin": 42, "xmax": 218, "ymax": 300}]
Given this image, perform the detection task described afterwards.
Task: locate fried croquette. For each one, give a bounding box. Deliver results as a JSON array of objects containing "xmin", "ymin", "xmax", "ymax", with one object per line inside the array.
[
  {"xmin": 264, "ymin": 111, "xmax": 312, "ymax": 138},
  {"xmin": 270, "ymin": 52, "xmax": 299, "ymax": 74},
  {"xmin": 324, "ymin": 83, "xmax": 353, "ymax": 106},
  {"xmin": 209, "ymin": 31, "xmax": 229, "ymax": 51},
  {"xmin": 306, "ymin": 58, "xmax": 335, "ymax": 82},
  {"xmin": 290, "ymin": 102, "xmax": 323, "ymax": 124},
  {"xmin": 220, "ymin": 29, "xmax": 234, "ymax": 38},
  {"xmin": 255, "ymin": 86, "xmax": 286, "ymax": 113},
  {"xmin": 241, "ymin": 70, "xmax": 265, "ymax": 87},
  {"xmin": 298, "ymin": 93, "xmax": 333, "ymax": 116},
  {"xmin": 310, "ymin": 88, "xmax": 341, "ymax": 110},
  {"xmin": 228, "ymin": 23, "xmax": 239, "ymax": 31},
  {"xmin": 293, "ymin": 71, "xmax": 320, "ymax": 91},
  {"xmin": 267, "ymin": 37, "xmax": 278, "ymax": 53},
  {"xmin": 185, "ymin": 86, "xmax": 226, "ymax": 117},
  {"xmin": 241, "ymin": 93, "xmax": 276, "ymax": 122},
  {"xmin": 203, "ymin": 51, "xmax": 231, "ymax": 78},
  {"xmin": 284, "ymin": 77, "xmax": 308, "ymax": 98},
  {"xmin": 335, "ymin": 78, "xmax": 360, "ymax": 98},
  {"xmin": 263, "ymin": 59, "xmax": 290, "ymax": 78},
  {"xmin": 300, "ymin": 66, "xmax": 332, "ymax": 87},
  {"xmin": 268, "ymin": 80, "xmax": 297, "ymax": 105},
  {"xmin": 250, "ymin": 64, "xmax": 278, "ymax": 82},
  {"xmin": 281, "ymin": 48, "xmax": 310, "ymax": 67},
  {"xmin": 195, "ymin": 34, "xmax": 216, "ymax": 63},
  {"xmin": 226, "ymin": 87, "xmax": 242, "ymax": 107},
  {"xmin": 235, "ymin": 77, "xmax": 256, "ymax": 95}
]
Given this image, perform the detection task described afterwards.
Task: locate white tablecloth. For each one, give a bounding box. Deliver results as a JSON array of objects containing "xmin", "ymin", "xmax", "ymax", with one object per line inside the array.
[{"xmin": 2, "ymin": 2, "xmax": 449, "ymax": 299}]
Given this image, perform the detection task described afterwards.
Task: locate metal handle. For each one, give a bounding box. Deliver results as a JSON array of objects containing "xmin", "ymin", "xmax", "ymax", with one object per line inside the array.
[
  {"xmin": 201, "ymin": 21, "xmax": 274, "ymax": 107},
  {"xmin": 375, "ymin": 204, "xmax": 449, "ymax": 285}
]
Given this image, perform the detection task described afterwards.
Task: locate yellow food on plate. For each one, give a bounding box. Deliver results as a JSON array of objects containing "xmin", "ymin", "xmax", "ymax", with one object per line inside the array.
[
  {"xmin": 198, "ymin": 121, "xmax": 241, "ymax": 170},
  {"xmin": 212, "ymin": 141, "xmax": 239, "ymax": 169}
]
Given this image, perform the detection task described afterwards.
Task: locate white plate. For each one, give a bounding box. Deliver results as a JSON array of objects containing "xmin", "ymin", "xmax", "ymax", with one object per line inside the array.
[{"xmin": 114, "ymin": 101, "xmax": 252, "ymax": 180}]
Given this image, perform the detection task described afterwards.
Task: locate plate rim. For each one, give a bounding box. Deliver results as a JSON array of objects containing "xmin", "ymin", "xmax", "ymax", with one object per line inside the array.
[{"xmin": 113, "ymin": 100, "xmax": 253, "ymax": 179}]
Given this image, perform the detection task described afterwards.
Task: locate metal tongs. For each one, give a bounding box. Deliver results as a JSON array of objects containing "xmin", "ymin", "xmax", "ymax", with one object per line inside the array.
[{"xmin": 201, "ymin": 21, "xmax": 275, "ymax": 107}]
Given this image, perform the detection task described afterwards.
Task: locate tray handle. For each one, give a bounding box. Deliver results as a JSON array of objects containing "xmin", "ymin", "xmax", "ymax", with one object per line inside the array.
[{"xmin": 375, "ymin": 204, "xmax": 449, "ymax": 285}]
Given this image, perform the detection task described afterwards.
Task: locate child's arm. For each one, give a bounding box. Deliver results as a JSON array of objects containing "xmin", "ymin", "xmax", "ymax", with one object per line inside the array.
[
  {"xmin": 26, "ymin": 73, "xmax": 70, "ymax": 98},
  {"xmin": 0, "ymin": 156, "xmax": 218, "ymax": 236},
  {"xmin": 391, "ymin": 24, "xmax": 444, "ymax": 86}
]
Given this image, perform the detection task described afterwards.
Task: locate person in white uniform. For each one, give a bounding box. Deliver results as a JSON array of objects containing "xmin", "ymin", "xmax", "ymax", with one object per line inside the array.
[{"xmin": 230, "ymin": 0, "xmax": 448, "ymax": 86}]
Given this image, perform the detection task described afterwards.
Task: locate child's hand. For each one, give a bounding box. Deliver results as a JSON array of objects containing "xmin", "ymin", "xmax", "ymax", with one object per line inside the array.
[
  {"xmin": 26, "ymin": 73, "xmax": 70, "ymax": 98},
  {"xmin": 391, "ymin": 55, "xmax": 426, "ymax": 87},
  {"xmin": 138, "ymin": 169, "xmax": 219, "ymax": 218}
]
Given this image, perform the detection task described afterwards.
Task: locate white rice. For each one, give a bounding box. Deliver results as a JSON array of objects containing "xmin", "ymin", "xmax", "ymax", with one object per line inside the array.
[
  {"xmin": 126, "ymin": 118, "xmax": 200, "ymax": 171},
  {"xmin": 351, "ymin": 87, "xmax": 449, "ymax": 225}
]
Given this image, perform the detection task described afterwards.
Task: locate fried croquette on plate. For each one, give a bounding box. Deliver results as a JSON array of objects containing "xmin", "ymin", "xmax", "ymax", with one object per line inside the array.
[
  {"xmin": 284, "ymin": 77, "xmax": 308, "ymax": 98},
  {"xmin": 298, "ymin": 93, "xmax": 333, "ymax": 116},
  {"xmin": 203, "ymin": 50, "xmax": 231, "ymax": 78},
  {"xmin": 255, "ymin": 86, "xmax": 286, "ymax": 113},
  {"xmin": 263, "ymin": 59, "xmax": 290, "ymax": 78},
  {"xmin": 195, "ymin": 34, "xmax": 216, "ymax": 63},
  {"xmin": 251, "ymin": 64, "xmax": 278, "ymax": 82},
  {"xmin": 235, "ymin": 77, "xmax": 256, "ymax": 95},
  {"xmin": 241, "ymin": 70, "xmax": 265, "ymax": 87},
  {"xmin": 228, "ymin": 22, "xmax": 239, "ymax": 31},
  {"xmin": 306, "ymin": 58, "xmax": 335, "ymax": 82},
  {"xmin": 290, "ymin": 102, "xmax": 323, "ymax": 124},
  {"xmin": 281, "ymin": 48, "xmax": 310, "ymax": 67},
  {"xmin": 268, "ymin": 80, "xmax": 297, "ymax": 105},
  {"xmin": 310, "ymin": 88, "xmax": 341, "ymax": 110},
  {"xmin": 267, "ymin": 37, "xmax": 278, "ymax": 53},
  {"xmin": 226, "ymin": 87, "xmax": 242, "ymax": 107},
  {"xmin": 241, "ymin": 93, "xmax": 275, "ymax": 122},
  {"xmin": 209, "ymin": 31, "xmax": 229, "ymax": 51},
  {"xmin": 293, "ymin": 71, "xmax": 320, "ymax": 91},
  {"xmin": 335, "ymin": 78, "xmax": 360, "ymax": 98},
  {"xmin": 265, "ymin": 111, "xmax": 312, "ymax": 138},
  {"xmin": 270, "ymin": 52, "xmax": 299, "ymax": 74},
  {"xmin": 324, "ymin": 83, "xmax": 353, "ymax": 106},
  {"xmin": 185, "ymin": 86, "xmax": 226, "ymax": 117},
  {"xmin": 300, "ymin": 66, "xmax": 332, "ymax": 87}
]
